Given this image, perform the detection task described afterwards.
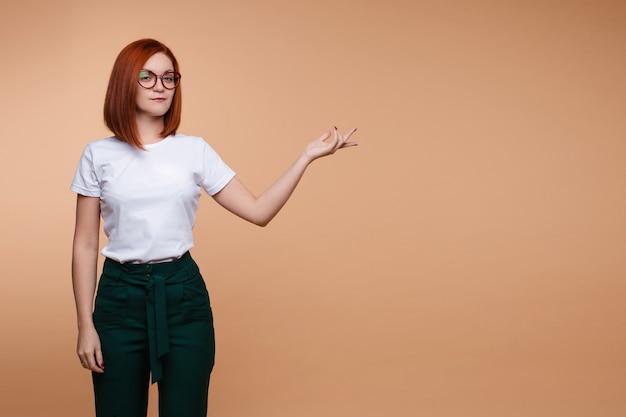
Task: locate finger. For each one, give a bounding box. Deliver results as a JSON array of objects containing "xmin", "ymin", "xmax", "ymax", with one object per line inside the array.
[
  {"xmin": 335, "ymin": 128, "xmax": 357, "ymax": 150},
  {"xmin": 95, "ymin": 348, "xmax": 105, "ymax": 371},
  {"xmin": 340, "ymin": 141, "xmax": 358, "ymax": 148},
  {"xmin": 78, "ymin": 355, "xmax": 92, "ymax": 370},
  {"xmin": 317, "ymin": 131, "xmax": 332, "ymax": 142},
  {"xmin": 88, "ymin": 359, "xmax": 104, "ymax": 373},
  {"xmin": 85, "ymin": 349, "xmax": 104, "ymax": 373},
  {"xmin": 337, "ymin": 128, "xmax": 356, "ymax": 147},
  {"xmin": 80, "ymin": 351, "xmax": 100, "ymax": 373},
  {"xmin": 321, "ymin": 128, "xmax": 337, "ymax": 152},
  {"xmin": 85, "ymin": 354, "xmax": 96, "ymax": 371},
  {"xmin": 333, "ymin": 126, "xmax": 343, "ymax": 151},
  {"xmin": 343, "ymin": 127, "xmax": 358, "ymax": 141}
]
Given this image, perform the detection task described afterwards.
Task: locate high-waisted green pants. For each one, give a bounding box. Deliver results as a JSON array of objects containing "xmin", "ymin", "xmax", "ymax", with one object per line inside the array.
[{"xmin": 92, "ymin": 252, "xmax": 215, "ymax": 417}]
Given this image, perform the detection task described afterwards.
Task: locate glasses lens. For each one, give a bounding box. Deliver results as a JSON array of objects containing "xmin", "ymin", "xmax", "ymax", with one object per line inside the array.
[
  {"xmin": 162, "ymin": 71, "xmax": 180, "ymax": 89},
  {"xmin": 138, "ymin": 70, "xmax": 156, "ymax": 88}
]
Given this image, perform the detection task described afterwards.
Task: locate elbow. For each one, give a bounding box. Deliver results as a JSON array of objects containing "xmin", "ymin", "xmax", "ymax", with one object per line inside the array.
[
  {"xmin": 73, "ymin": 235, "xmax": 100, "ymax": 255},
  {"xmin": 253, "ymin": 218, "xmax": 271, "ymax": 227},
  {"xmin": 250, "ymin": 212, "xmax": 276, "ymax": 227},
  {"xmin": 73, "ymin": 241, "xmax": 100, "ymax": 258},
  {"xmin": 248, "ymin": 207, "xmax": 278, "ymax": 227}
]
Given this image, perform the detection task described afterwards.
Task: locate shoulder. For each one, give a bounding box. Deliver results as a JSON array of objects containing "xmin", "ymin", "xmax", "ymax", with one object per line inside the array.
[
  {"xmin": 170, "ymin": 133, "xmax": 207, "ymax": 146},
  {"xmin": 169, "ymin": 133, "xmax": 218, "ymax": 153},
  {"xmin": 169, "ymin": 134, "xmax": 230, "ymax": 167},
  {"xmin": 84, "ymin": 136, "xmax": 132, "ymax": 153},
  {"xmin": 78, "ymin": 137, "xmax": 134, "ymax": 166},
  {"xmin": 88, "ymin": 136, "xmax": 124, "ymax": 146}
]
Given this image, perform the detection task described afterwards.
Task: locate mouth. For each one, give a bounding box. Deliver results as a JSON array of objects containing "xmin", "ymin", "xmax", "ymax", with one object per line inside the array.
[{"xmin": 152, "ymin": 98, "xmax": 167, "ymax": 102}]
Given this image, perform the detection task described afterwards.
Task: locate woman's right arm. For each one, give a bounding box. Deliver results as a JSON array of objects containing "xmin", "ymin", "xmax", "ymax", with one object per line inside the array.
[{"xmin": 71, "ymin": 194, "xmax": 104, "ymax": 373}]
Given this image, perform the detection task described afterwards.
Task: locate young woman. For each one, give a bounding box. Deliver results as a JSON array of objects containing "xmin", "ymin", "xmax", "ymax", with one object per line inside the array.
[{"xmin": 70, "ymin": 38, "xmax": 356, "ymax": 417}]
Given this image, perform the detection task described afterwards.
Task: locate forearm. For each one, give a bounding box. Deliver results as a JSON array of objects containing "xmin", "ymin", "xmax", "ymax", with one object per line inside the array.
[
  {"xmin": 254, "ymin": 153, "xmax": 311, "ymax": 226},
  {"xmin": 72, "ymin": 245, "xmax": 99, "ymax": 329}
]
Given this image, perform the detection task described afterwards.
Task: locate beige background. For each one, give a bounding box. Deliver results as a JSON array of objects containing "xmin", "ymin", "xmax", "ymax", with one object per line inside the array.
[{"xmin": 1, "ymin": 0, "xmax": 625, "ymax": 416}]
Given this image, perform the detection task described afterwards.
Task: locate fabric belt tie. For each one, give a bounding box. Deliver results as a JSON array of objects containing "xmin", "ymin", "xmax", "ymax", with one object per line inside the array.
[{"xmin": 146, "ymin": 273, "xmax": 170, "ymax": 383}]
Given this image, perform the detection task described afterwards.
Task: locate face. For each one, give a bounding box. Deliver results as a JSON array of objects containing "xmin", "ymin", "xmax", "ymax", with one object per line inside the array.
[{"xmin": 135, "ymin": 52, "xmax": 177, "ymax": 118}]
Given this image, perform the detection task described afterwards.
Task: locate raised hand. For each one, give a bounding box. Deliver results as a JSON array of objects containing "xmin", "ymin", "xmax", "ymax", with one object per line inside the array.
[{"xmin": 303, "ymin": 126, "xmax": 358, "ymax": 162}]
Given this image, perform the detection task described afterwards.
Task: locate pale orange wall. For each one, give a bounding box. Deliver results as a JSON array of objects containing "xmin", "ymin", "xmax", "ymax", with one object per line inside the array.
[{"xmin": 1, "ymin": 0, "xmax": 625, "ymax": 416}]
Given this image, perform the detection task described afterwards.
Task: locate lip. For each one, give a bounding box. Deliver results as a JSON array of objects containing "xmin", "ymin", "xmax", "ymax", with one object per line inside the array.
[{"xmin": 151, "ymin": 98, "xmax": 167, "ymax": 102}]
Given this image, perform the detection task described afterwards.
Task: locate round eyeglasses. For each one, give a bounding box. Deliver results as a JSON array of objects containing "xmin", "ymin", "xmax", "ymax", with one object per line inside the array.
[{"xmin": 138, "ymin": 69, "xmax": 181, "ymax": 90}]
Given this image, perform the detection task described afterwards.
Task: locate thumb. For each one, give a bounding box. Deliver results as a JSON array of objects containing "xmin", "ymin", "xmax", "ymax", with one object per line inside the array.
[{"xmin": 317, "ymin": 131, "xmax": 332, "ymax": 142}]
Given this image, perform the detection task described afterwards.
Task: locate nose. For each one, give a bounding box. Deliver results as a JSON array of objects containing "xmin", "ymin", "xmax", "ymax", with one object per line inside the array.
[{"xmin": 153, "ymin": 76, "xmax": 166, "ymax": 91}]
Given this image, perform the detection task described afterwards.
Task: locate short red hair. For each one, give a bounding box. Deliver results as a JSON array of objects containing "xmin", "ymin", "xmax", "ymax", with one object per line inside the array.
[{"xmin": 103, "ymin": 39, "xmax": 182, "ymax": 149}]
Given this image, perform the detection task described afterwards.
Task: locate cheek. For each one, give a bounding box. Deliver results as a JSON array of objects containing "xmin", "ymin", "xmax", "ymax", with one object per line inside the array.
[{"xmin": 135, "ymin": 90, "xmax": 148, "ymax": 103}]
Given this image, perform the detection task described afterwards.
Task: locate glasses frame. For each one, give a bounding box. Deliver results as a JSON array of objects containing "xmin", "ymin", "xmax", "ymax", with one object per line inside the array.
[{"xmin": 137, "ymin": 69, "xmax": 182, "ymax": 90}]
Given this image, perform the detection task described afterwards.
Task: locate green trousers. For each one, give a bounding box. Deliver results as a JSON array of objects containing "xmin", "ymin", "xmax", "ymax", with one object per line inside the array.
[{"xmin": 92, "ymin": 252, "xmax": 215, "ymax": 417}]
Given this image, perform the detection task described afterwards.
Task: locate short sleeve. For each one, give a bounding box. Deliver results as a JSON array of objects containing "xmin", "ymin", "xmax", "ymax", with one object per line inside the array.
[
  {"xmin": 70, "ymin": 144, "xmax": 101, "ymax": 197},
  {"xmin": 199, "ymin": 139, "xmax": 236, "ymax": 195}
]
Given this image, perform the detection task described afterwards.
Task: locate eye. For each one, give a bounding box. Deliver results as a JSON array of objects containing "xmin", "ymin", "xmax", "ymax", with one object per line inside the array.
[{"xmin": 138, "ymin": 70, "xmax": 153, "ymax": 81}]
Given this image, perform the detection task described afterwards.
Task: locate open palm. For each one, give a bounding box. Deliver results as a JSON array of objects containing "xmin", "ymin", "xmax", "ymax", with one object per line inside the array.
[{"xmin": 304, "ymin": 127, "xmax": 358, "ymax": 161}]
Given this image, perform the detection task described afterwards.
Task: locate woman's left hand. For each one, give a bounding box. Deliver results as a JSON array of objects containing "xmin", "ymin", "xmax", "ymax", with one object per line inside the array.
[{"xmin": 303, "ymin": 127, "xmax": 358, "ymax": 162}]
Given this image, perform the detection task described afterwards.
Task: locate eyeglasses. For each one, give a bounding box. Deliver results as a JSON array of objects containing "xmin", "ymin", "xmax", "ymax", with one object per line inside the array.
[{"xmin": 137, "ymin": 69, "xmax": 181, "ymax": 90}]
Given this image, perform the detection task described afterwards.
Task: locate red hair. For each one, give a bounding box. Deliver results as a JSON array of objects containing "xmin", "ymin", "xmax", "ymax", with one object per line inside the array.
[{"xmin": 103, "ymin": 39, "xmax": 182, "ymax": 149}]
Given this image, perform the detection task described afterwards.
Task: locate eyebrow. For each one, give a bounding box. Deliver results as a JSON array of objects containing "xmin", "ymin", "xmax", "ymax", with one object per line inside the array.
[{"xmin": 139, "ymin": 68, "xmax": 175, "ymax": 73}]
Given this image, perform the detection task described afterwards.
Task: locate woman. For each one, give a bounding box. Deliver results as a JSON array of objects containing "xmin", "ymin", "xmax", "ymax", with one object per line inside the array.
[{"xmin": 71, "ymin": 38, "xmax": 356, "ymax": 417}]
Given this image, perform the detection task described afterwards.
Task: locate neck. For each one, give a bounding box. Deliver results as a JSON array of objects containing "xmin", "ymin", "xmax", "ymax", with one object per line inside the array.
[{"xmin": 136, "ymin": 113, "xmax": 166, "ymax": 145}]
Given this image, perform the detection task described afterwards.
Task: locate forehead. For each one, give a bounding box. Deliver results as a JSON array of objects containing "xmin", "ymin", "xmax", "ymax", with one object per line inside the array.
[{"xmin": 142, "ymin": 52, "xmax": 174, "ymax": 71}]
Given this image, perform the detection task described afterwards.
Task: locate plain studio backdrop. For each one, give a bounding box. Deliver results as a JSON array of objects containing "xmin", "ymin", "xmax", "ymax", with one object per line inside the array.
[{"xmin": 1, "ymin": 1, "xmax": 625, "ymax": 416}]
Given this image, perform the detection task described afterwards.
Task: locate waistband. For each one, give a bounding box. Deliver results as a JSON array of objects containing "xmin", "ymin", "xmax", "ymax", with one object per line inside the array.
[
  {"xmin": 102, "ymin": 251, "xmax": 194, "ymax": 383},
  {"xmin": 103, "ymin": 251, "xmax": 193, "ymax": 279}
]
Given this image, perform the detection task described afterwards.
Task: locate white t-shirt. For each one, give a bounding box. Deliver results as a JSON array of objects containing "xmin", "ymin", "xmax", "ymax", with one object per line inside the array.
[{"xmin": 71, "ymin": 134, "xmax": 235, "ymax": 263}]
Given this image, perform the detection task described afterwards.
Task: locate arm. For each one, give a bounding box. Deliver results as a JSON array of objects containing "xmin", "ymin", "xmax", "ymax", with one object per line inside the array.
[
  {"xmin": 71, "ymin": 194, "xmax": 104, "ymax": 373},
  {"xmin": 213, "ymin": 127, "xmax": 357, "ymax": 226}
]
